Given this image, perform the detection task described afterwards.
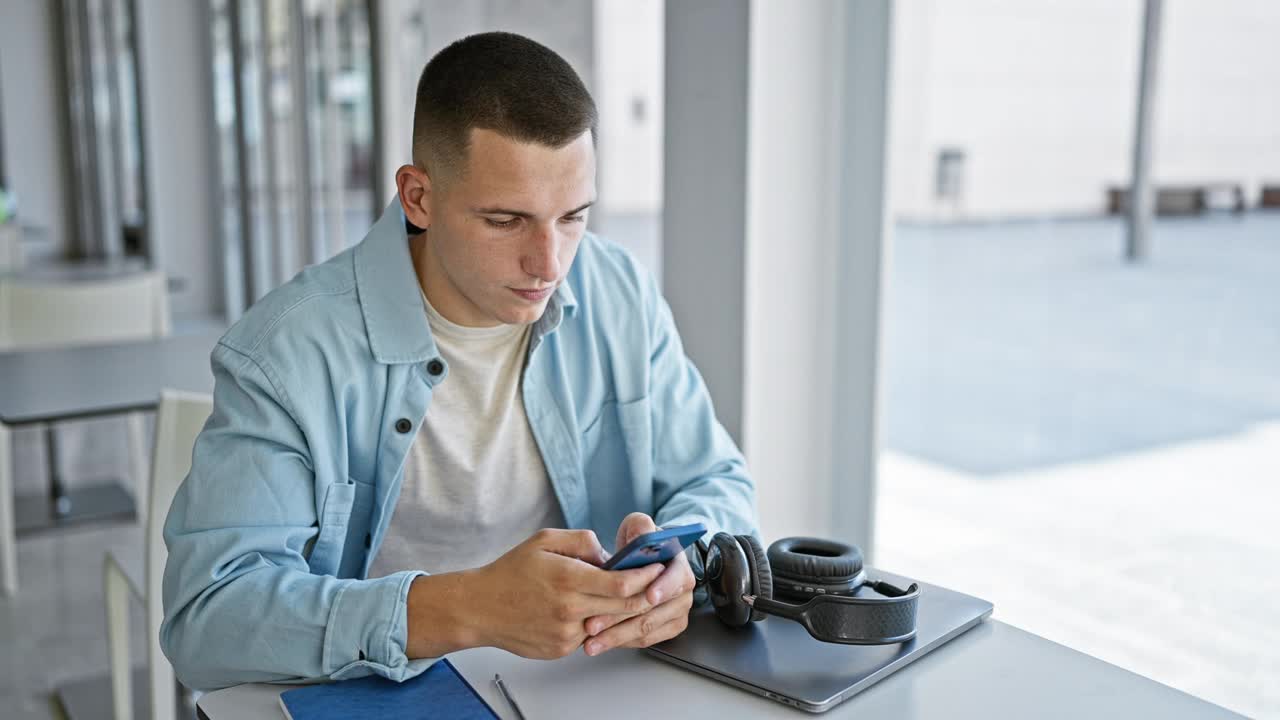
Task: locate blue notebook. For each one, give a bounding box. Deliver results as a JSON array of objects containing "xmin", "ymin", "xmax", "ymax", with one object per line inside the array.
[{"xmin": 278, "ymin": 660, "xmax": 499, "ymax": 719}]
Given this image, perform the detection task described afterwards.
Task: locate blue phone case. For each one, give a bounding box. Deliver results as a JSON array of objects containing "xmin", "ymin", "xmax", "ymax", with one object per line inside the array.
[{"xmin": 602, "ymin": 523, "xmax": 707, "ymax": 571}]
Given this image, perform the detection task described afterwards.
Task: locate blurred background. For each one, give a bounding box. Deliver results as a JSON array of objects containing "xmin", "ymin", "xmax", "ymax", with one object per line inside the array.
[{"xmin": 0, "ymin": 0, "xmax": 1275, "ymax": 718}]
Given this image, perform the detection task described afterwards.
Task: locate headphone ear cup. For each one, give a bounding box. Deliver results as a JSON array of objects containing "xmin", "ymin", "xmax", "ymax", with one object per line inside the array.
[
  {"xmin": 767, "ymin": 536, "xmax": 864, "ymax": 599},
  {"xmin": 735, "ymin": 535, "xmax": 772, "ymax": 622},
  {"xmin": 707, "ymin": 533, "xmax": 754, "ymax": 628}
]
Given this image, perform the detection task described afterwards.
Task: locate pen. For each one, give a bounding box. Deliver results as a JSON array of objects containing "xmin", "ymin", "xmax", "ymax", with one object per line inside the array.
[{"xmin": 493, "ymin": 673, "xmax": 529, "ymax": 720}]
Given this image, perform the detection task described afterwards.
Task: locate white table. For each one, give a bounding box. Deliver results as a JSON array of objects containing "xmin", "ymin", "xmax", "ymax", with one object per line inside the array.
[
  {"xmin": 0, "ymin": 330, "xmax": 219, "ymax": 595},
  {"xmin": 197, "ymin": 619, "xmax": 1241, "ymax": 719}
]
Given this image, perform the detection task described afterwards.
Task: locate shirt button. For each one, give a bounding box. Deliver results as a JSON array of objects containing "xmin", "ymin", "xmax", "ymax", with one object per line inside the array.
[
  {"xmin": 395, "ymin": 418, "xmax": 412, "ymax": 434},
  {"xmin": 427, "ymin": 359, "xmax": 444, "ymax": 376}
]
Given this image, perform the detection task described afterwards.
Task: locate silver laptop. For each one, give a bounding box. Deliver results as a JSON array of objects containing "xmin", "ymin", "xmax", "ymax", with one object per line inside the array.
[{"xmin": 647, "ymin": 570, "xmax": 993, "ymax": 713}]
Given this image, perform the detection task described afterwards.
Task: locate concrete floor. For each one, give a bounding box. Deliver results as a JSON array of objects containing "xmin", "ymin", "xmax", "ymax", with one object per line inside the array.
[
  {"xmin": 0, "ymin": 523, "xmax": 148, "ymax": 720},
  {"xmin": 883, "ymin": 212, "xmax": 1280, "ymax": 474}
]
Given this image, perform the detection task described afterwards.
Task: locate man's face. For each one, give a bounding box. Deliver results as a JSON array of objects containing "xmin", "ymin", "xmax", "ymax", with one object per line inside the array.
[{"xmin": 413, "ymin": 128, "xmax": 596, "ymax": 327}]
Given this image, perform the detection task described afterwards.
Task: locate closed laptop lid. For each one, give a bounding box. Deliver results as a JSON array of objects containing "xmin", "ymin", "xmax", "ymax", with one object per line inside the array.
[{"xmin": 647, "ymin": 569, "xmax": 993, "ymax": 712}]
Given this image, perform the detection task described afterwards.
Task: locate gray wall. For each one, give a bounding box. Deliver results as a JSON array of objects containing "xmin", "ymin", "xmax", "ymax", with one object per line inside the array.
[
  {"xmin": 661, "ymin": 0, "xmax": 750, "ymax": 444},
  {"xmin": 135, "ymin": 0, "xmax": 222, "ymax": 320},
  {"xmin": 0, "ymin": 0, "xmax": 74, "ymax": 261}
]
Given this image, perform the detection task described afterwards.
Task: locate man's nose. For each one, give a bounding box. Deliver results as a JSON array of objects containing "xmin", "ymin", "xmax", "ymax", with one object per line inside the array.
[{"xmin": 521, "ymin": 224, "xmax": 561, "ymax": 282}]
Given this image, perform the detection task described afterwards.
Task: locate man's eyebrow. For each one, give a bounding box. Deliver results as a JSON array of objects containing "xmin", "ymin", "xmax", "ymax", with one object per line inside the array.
[
  {"xmin": 472, "ymin": 200, "xmax": 596, "ymax": 218},
  {"xmin": 473, "ymin": 206, "xmax": 534, "ymax": 218}
]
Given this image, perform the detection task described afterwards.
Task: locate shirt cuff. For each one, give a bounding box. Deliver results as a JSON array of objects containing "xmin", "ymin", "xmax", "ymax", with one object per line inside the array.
[{"xmin": 323, "ymin": 570, "xmax": 427, "ymax": 682}]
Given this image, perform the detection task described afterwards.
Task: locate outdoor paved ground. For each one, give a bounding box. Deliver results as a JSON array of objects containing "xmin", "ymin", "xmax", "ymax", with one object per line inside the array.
[
  {"xmin": 883, "ymin": 212, "xmax": 1280, "ymax": 475},
  {"xmin": 878, "ymin": 212, "xmax": 1280, "ymax": 718}
]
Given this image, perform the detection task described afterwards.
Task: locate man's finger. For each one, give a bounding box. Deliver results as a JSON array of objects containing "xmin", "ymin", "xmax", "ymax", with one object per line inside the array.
[
  {"xmin": 583, "ymin": 555, "xmax": 692, "ymax": 633},
  {"xmin": 536, "ymin": 528, "xmax": 609, "ymax": 566},
  {"xmin": 583, "ymin": 592, "xmax": 691, "ymax": 655},
  {"xmin": 615, "ymin": 512, "xmax": 657, "ymax": 551},
  {"xmin": 644, "ymin": 549, "xmax": 695, "ymax": 606},
  {"xmin": 562, "ymin": 558, "xmax": 665, "ymax": 599},
  {"xmin": 618, "ymin": 614, "xmax": 687, "ymax": 649},
  {"xmin": 583, "ymin": 610, "xmax": 634, "ymax": 637},
  {"xmin": 574, "ymin": 593, "xmax": 651, "ymax": 623}
]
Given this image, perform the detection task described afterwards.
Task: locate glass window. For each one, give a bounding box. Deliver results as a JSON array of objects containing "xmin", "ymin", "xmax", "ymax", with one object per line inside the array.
[
  {"xmin": 210, "ymin": 0, "xmax": 379, "ymax": 317},
  {"xmin": 62, "ymin": 0, "xmax": 148, "ymax": 260},
  {"xmin": 593, "ymin": 0, "xmax": 665, "ymax": 282},
  {"xmin": 879, "ymin": 3, "xmax": 1280, "ymax": 718}
]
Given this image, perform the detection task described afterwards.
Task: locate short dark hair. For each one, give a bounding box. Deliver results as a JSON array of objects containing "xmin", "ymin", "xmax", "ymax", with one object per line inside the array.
[{"xmin": 412, "ymin": 32, "xmax": 598, "ymax": 183}]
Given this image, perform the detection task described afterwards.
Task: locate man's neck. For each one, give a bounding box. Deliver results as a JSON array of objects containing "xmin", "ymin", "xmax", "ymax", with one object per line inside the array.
[{"xmin": 409, "ymin": 233, "xmax": 500, "ymax": 328}]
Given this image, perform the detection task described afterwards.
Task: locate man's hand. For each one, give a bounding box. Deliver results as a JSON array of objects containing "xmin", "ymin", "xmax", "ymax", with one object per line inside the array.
[
  {"xmin": 406, "ymin": 529, "xmax": 664, "ymax": 660},
  {"xmin": 581, "ymin": 512, "xmax": 696, "ymax": 656}
]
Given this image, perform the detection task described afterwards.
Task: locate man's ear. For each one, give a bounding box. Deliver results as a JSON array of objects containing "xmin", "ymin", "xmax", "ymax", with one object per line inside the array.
[{"xmin": 396, "ymin": 164, "xmax": 434, "ymax": 229}]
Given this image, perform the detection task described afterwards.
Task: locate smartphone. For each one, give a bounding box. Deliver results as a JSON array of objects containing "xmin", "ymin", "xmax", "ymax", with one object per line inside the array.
[{"xmin": 602, "ymin": 523, "xmax": 707, "ymax": 571}]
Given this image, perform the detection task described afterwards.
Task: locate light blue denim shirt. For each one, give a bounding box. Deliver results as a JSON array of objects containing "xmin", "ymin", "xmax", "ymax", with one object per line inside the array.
[{"xmin": 161, "ymin": 201, "xmax": 757, "ymax": 691}]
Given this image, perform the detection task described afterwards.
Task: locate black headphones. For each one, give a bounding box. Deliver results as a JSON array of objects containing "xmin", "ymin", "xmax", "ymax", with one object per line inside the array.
[{"xmin": 695, "ymin": 533, "xmax": 920, "ymax": 645}]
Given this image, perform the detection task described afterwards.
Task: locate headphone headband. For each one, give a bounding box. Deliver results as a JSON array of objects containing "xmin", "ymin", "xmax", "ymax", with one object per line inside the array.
[{"xmin": 747, "ymin": 584, "xmax": 919, "ymax": 645}]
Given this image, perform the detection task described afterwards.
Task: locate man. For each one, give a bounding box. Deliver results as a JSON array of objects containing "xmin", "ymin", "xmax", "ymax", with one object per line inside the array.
[{"xmin": 161, "ymin": 31, "xmax": 756, "ymax": 691}]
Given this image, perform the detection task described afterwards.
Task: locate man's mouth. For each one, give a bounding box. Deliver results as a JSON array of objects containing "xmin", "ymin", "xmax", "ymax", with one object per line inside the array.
[{"xmin": 509, "ymin": 285, "xmax": 555, "ymax": 302}]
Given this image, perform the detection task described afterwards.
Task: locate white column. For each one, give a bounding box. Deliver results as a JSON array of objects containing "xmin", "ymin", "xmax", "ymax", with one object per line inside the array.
[
  {"xmin": 663, "ymin": 0, "xmax": 893, "ymax": 551},
  {"xmin": 828, "ymin": 0, "xmax": 895, "ymax": 557}
]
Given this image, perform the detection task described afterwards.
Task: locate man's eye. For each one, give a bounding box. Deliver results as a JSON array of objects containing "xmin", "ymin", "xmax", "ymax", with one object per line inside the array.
[
  {"xmin": 485, "ymin": 217, "xmax": 518, "ymax": 228},
  {"xmin": 562, "ymin": 215, "xmax": 585, "ymax": 224}
]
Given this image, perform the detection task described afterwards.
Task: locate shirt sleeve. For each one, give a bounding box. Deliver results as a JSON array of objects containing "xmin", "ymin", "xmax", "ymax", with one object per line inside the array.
[
  {"xmin": 640, "ymin": 272, "xmax": 760, "ymax": 544},
  {"xmin": 160, "ymin": 342, "xmax": 435, "ymax": 690}
]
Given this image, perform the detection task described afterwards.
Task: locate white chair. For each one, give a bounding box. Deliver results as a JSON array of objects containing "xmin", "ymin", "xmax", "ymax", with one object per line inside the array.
[
  {"xmin": 0, "ymin": 269, "xmax": 169, "ymax": 596},
  {"xmin": 104, "ymin": 390, "xmax": 212, "ymax": 720},
  {"xmin": 0, "ymin": 223, "xmax": 23, "ymax": 272},
  {"xmin": 0, "ymin": 269, "xmax": 170, "ymax": 349}
]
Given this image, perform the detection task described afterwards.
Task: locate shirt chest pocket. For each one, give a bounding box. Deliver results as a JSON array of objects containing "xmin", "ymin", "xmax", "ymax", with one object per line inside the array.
[
  {"xmin": 307, "ymin": 479, "xmax": 374, "ymax": 576},
  {"xmin": 580, "ymin": 396, "xmax": 652, "ymax": 484}
]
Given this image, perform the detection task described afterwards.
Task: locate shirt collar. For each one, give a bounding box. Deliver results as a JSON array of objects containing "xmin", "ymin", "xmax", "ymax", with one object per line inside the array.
[{"xmin": 354, "ymin": 199, "xmax": 577, "ymax": 365}]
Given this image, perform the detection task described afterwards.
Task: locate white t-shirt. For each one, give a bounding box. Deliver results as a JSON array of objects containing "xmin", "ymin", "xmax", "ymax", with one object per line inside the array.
[{"xmin": 366, "ymin": 291, "xmax": 564, "ymax": 578}]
